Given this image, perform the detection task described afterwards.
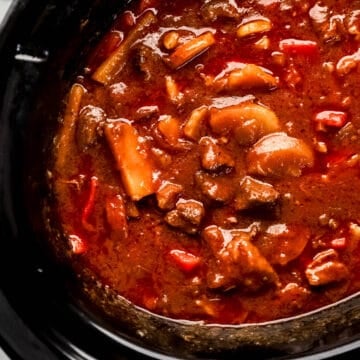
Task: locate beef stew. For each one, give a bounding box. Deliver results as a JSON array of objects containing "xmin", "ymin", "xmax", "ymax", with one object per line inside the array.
[{"xmin": 50, "ymin": 0, "xmax": 360, "ymax": 326}]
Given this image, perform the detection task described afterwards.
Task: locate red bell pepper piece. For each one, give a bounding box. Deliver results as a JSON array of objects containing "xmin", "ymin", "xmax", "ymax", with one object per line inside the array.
[
  {"xmin": 279, "ymin": 39, "xmax": 318, "ymax": 56},
  {"xmin": 330, "ymin": 237, "xmax": 347, "ymax": 250},
  {"xmin": 69, "ymin": 234, "xmax": 87, "ymax": 254},
  {"xmin": 81, "ymin": 176, "xmax": 98, "ymax": 230},
  {"xmin": 314, "ymin": 111, "xmax": 347, "ymax": 130},
  {"xmin": 325, "ymin": 150, "xmax": 354, "ymax": 169},
  {"xmin": 169, "ymin": 249, "xmax": 201, "ymax": 272},
  {"xmin": 105, "ymin": 194, "xmax": 128, "ymax": 238}
]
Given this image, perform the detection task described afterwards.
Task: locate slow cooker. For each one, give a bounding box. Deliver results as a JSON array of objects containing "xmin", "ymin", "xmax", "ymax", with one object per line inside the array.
[{"xmin": 0, "ymin": 1, "xmax": 360, "ymax": 359}]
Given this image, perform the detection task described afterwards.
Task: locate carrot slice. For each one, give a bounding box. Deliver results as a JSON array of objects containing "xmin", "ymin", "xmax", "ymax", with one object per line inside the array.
[
  {"xmin": 92, "ymin": 10, "xmax": 157, "ymax": 85},
  {"xmin": 168, "ymin": 32, "xmax": 215, "ymax": 69},
  {"xmin": 55, "ymin": 83, "xmax": 85, "ymax": 172},
  {"xmin": 105, "ymin": 121, "xmax": 156, "ymax": 201}
]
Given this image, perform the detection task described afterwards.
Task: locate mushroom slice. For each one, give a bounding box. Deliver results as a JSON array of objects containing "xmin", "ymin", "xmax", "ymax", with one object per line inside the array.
[
  {"xmin": 237, "ymin": 18, "xmax": 272, "ymax": 38},
  {"xmin": 247, "ymin": 132, "xmax": 314, "ymax": 177},
  {"xmin": 209, "ymin": 103, "xmax": 280, "ymax": 145},
  {"xmin": 227, "ymin": 64, "xmax": 278, "ymax": 90}
]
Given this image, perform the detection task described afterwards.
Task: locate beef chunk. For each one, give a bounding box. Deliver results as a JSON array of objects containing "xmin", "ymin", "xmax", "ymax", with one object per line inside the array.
[
  {"xmin": 195, "ymin": 171, "xmax": 235, "ymax": 202},
  {"xmin": 234, "ymin": 176, "xmax": 279, "ymax": 210},
  {"xmin": 134, "ymin": 44, "xmax": 163, "ymax": 81},
  {"xmin": 305, "ymin": 249, "xmax": 349, "ymax": 286},
  {"xmin": 176, "ymin": 199, "xmax": 205, "ymax": 225},
  {"xmin": 134, "ymin": 105, "xmax": 159, "ymax": 121},
  {"xmin": 309, "ymin": 4, "xmax": 346, "ymax": 44},
  {"xmin": 203, "ymin": 225, "xmax": 279, "ymax": 292},
  {"xmin": 165, "ymin": 199, "xmax": 205, "ymax": 234},
  {"xmin": 156, "ymin": 181, "xmax": 183, "ymax": 210},
  {"xmin": 201, "ymin": 0, "xmax": 243, "ymax": 22},
  {"xmin": 199, "ymin": 136, "xmax": 235, "ymax": 172}
]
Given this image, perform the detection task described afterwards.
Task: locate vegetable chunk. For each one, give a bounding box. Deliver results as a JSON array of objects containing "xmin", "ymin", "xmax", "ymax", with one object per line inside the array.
[
  {"xmin": 247, "ymin": 132, "xmax": 314, "ymax": 177},
  {"xmin": 237, "ymin": 18, "xmax": 272, "ymax": 38},
  {"xmin": 168, "ymin": 32, "xmax": 215, "ymax": 69},
  {"xmin": 55, "ymin": 83, "xmax": 85, "ymax": 172},
  {"xmin": 92, "ymin": 10, "xmax": 157, "ymax": 84},
  {"xmin": 210, "ymin": 103, "xmax": 280, "ymax": 145},
  {"xmin": 105, "ymin": 121, "xmax": 156, "ymax": 200},
  {"xmin": 227, "ymin": 64, "xmax": 278, "ymax": 90}
]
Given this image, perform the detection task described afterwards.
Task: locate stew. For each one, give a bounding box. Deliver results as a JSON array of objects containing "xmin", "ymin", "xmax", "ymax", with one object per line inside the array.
[{"xmin": 51, "ymin": 0, "xmax": 360, "ymax": 324}]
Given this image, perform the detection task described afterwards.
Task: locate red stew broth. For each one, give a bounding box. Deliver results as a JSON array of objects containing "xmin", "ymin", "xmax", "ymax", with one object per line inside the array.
[{"xmin": 52, "ymin": 0, "xmax": 360, "ymax": 324}]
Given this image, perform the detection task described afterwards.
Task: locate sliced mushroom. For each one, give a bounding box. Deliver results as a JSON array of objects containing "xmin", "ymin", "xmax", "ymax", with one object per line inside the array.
[
  {"xmin": 247, "ymin": 132, "xmax": 314, "ymax": 177},
  {"xmin": 162, "ymin": 30, "xmax": 180, "ymax": 50},
  {"xmin": 237, "ymin": 18, "xmax": 272, "ymax": 38},
  {"xmin": 227, "ymin": 64, "xmax": 278, "ymax": 90},
  {"xmin": 209, "ymin": 103, "xmax": 281, "ymax": 145}
]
